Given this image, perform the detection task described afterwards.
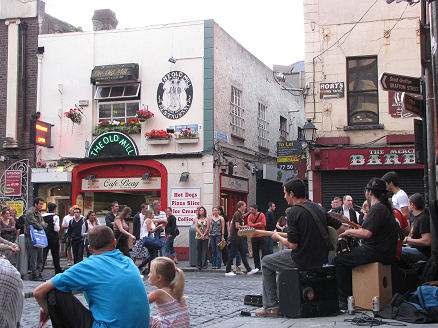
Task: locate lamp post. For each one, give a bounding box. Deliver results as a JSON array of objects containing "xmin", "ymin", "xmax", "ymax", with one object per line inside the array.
[{"xmin": 299, "ymin": 119, "xmax": 317, "ymax": 199}]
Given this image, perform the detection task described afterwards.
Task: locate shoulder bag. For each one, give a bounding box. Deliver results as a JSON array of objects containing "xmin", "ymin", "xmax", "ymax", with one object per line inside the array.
[{"xmin": 30, "ymin": 225, "xmax": 48, "ymax": 248}]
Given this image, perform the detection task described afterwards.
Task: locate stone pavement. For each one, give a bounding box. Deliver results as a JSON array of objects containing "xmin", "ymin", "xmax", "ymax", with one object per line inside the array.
[{"xmin": 20, "ymin": 259, "xmax": 438, "ymax": 327}]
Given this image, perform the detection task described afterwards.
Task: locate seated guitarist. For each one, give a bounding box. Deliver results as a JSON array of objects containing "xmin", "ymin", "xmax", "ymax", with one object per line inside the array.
[
  {"xmin": 256, "ymin": 178, "xmax": 345, "ymax": 317},
  {"xmin": 334, "ymin": 178, "xmax": 399, "ymax": 308}
]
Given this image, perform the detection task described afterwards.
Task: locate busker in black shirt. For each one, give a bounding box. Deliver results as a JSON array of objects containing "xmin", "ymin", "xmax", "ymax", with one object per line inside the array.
[
  {"xmin": 401, "ymin": 193, "xmax": 431, "ymax": 264},
  {"xmin": 105, "ymin": 201, "xmax": 119, "ymax": 230},
  {"xmin": 335, "ymin": 178, "xmax": 399, "ymax": 306},
  {"xmin": 256, "ymin": 177, "xmax": 344, "ymax": 317}
]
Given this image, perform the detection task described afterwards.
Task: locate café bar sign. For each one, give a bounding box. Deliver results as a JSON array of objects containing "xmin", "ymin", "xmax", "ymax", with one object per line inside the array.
[
  {"xmin": 87, "ymin": 132, "xmax": 138, "ymax": 159},
  {"xmin": 82, "ymin": 177, "xmax": 161, "ymax": 191},
  {"xmin": 90, "ymin": 63, "xmax": 139, "ymax": 84}
]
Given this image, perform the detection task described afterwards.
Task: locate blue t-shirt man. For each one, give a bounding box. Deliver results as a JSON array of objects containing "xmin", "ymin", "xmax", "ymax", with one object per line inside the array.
[{"xmin": 51, "ymin": 249, "xmax": 149, "ymax": 328}]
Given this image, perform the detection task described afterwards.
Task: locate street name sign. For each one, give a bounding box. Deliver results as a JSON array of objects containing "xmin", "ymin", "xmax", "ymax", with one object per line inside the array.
[
  {"xmin": 401, "ymin": 92, "xmax": 424, "ymax": 118},
  {"xmin": 380, "ymin": 73, "xmax": 421, "ymax": 95}
]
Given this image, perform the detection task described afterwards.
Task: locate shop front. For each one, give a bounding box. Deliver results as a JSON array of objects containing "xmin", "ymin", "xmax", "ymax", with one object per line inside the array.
[
  {"xmin": 312, "ymin": 146, "xmax": 424, "ymax": 210},
  {"xmin": 220, "ymin": 174, "xmax": 249, "ymax": 221}
]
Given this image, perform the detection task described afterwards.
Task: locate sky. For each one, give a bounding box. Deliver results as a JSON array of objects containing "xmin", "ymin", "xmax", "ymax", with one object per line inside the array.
[{"xmin": 43, "ymin": 0, "xmax": 304, "ymax": 69}]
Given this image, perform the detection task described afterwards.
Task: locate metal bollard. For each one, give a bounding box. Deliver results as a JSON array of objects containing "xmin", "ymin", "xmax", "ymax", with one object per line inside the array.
[
  {"xmin": 189, "ymin": 224, "xmax": 197, "ymax": 267},
  {"xmin": 17, "ymin": 234, "xmax": 28, "ymax": 276}
]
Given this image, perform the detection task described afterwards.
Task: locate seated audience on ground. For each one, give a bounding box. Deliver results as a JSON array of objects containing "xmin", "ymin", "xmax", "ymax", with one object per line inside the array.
[
  {"xmin": 148, "ymin": 257, "xmax": 190, "ymax": 327},
  {"xmin": 33, "ymin": 225, "xmax": 150, "ymax": 328},
  {"xmin": 0, "ymin": 256, "xmax": 23, "ymax": 328},
  {"xmin": 401, "ymin": 193, "xmax": 431, "ymax": 265}
]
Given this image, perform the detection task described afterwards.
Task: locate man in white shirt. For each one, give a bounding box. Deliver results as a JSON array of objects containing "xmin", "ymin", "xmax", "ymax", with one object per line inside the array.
[
  {"xmin": 152, "ymin": 200, "xmax": 167, "ymax": 256},
  {"xmin": 382, "ymin": 171, "xmax": 410, "ymax": 220},
  {"xmin": 332, "ymin": 195, "xmax": 359, "ymax": 225},
  {"xmin": 42, "ymin": 203, "xmax": 63, "ymax": 274},
  {"xmin": 61, "ymin": 206, "xmax": 76, "ymax": 266}
]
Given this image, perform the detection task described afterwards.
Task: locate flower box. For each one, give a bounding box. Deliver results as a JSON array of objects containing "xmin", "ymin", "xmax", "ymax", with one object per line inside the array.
[
  {"xmin": 147, "ymin": 138, "xmax": 171, "ymax": 145},
  {"xmin": 175, "ymin": 137, "xmax": 199, "ymax": 144}
]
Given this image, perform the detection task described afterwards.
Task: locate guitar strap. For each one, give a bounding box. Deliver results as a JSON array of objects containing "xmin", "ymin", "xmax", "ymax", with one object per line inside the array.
[
  {"xmin": 295, "ymin": 203, "xmax": 334, "ymax": 251},
  {"xmin": 254, "ymin": 213, "xmax": 261, "ymax": 224}
]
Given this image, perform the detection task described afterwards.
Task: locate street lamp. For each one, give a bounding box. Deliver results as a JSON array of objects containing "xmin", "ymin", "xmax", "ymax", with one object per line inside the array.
[{"xmin": 300, "ymin": 119, "xmax": 317, "ymax": 150}]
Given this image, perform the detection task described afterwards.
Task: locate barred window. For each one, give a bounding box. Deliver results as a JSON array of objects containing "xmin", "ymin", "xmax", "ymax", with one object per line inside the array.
[
  {"xmin": 230, "ymin": 87, "xmax": 245, "ymax": 138},
  {"xmin": 258, "ymin": 103, "xmax": 269, "ymax": 149},
  {"xmin": 280, "ymin": 116, "xmax": 288, "ymax": 141}
]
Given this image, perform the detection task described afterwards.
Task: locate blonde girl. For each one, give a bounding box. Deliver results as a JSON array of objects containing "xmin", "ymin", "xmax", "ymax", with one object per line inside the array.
[{"xmin": 148, "ymin": 257, "xmax": 190, "ymax": 327}]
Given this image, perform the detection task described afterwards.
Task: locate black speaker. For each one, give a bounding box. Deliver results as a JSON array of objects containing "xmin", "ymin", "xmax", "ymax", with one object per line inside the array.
[{"xmin": 278, "ymin": 266, "xmax": 339, "ymax": 318}]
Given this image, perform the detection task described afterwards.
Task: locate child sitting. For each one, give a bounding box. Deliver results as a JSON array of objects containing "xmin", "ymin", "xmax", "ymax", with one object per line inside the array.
[{"xmin": 147, "ymin": 257, "xmax": 190, "ymax": 327}]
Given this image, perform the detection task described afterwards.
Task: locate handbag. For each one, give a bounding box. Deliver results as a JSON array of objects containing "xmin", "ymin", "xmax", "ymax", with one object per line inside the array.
[
  {"xmin": 174, "ymin": 228, "xmax": 180, "ymax": 236},
  {"xmin": 217, "ymin": 239, "xmax": 227, "ymax": 250},
  {"xmin": 142, "ymin": 236, "xmax": 163, "ymax": 250},
  {"xmin": 30, "ymin": 225, "xmax": 48, "ymax": 248}
]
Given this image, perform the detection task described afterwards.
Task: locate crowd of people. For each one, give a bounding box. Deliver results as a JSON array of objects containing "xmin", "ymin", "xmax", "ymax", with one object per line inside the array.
[{"xmin": 0, "ymin": 169, "xmax": 435, "ymax": 326}]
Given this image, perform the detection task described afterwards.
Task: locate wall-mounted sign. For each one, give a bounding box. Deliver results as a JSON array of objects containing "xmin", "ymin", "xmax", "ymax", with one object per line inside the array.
[
  {"xmin": 263, "ymin": 164, "xmax": 298, "ymax": 183},
  {"xmin": 388, "ymin": 91, "xmax": 416, "ymax": 118},
  {"xmin": 380, "ymin": 72, "xmax": 421, "ymax": 95},
  {"xmin": 319, "ymin": 82, "xmax": 344, "ymax": 99},
  {"xmin": 157, "ymin": 71, "xmax": 193, "ymax": 119},
  {"xmin": 82, "ymin": 177, "xmax": 161, "ymax": 191},
  {"xmin": 87, "ymin": 132, "xmax": 138, "ymax": 158},
  {"xmin": 220, "ymin": 175, "xmax": 249, "ymax": 193},
  {"xmin": 35, "ymin": 120, "xmax": 52, "ymax": 147},
  {"xmin": 277, "ymin": 141, "xmax": 304, "ymax": 169},
  {"xmin": 5, "ymin": 170, "xmax": 22, "ymax": 196},
  {"xmin": 174, "ymin": 124, "xmax": 199, "ymax": 132},
  {"xmin": 214, "ymin": 131, "xmax": 229, "ymax": 143},
  {"xmin": 170, "ymin": 188, "xmax": 200, "ymax": 226},
  {"xmin": 90, "ymin": 63, "xmax": 139, "ymax": 84},
  {"xmin": 6, "ymin": 201, "xmax": 24, "ymax": 217}
]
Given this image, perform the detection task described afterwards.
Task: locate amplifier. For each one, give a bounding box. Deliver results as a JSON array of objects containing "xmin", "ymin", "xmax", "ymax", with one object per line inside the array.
[{"xmin": 278, "ymin": 266, "xmax": 339, "ymax": 318}]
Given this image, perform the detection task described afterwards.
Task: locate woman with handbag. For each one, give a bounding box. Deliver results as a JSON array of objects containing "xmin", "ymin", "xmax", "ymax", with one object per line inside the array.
[
  {"xmin": 194, "ymin": 206, "xmax": 210, "ymax": 270},
  {"xmin": 164, "ymin": 207, "xmax": 178, "ymax": 263},
  {"xmin": 114, "ymin": 207, "xmax": 136, "ymax": 257},
  {"xmin": 209, "ymin": 207, "xmax": 225, "ymax": 269},
  {"xmin": 138, "ymin": 210, "xmax": 163, "ymax": 274}
]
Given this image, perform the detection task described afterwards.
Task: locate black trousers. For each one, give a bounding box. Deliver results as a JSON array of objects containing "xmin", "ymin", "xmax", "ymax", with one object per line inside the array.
[
  {"xmin": 196, "ymin": 238, "xmax": 208, "ymax": 269},
  {"xmin": 43, "ymin": 236, "xmax": 62, "ymax": 274},
  {"xmin": 226, "ymin": 238, "xmax": 251, "ymax": 273},
  {"xmin": 334, "ymin": 246, "xmax": 392, "ymax": 298},
  {"xmin": 251, "ymin": 236, "xmax": 267, "ymax": 270},
  {"xmin": 47, "ymin": 289, "xmax": 93, "ymax": 328},
  {"xmin": 139, "ymin": 248, "xmax": 158, "ymax": 271},
  {"xmin": 71, "ymin": 239, "xmax": 84, "ymax": 264}
]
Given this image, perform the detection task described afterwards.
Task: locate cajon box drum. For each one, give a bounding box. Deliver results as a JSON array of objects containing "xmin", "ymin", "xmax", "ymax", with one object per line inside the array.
[
  {"xmin": 278, "ymin": 266, "xmax": 339, "ymax": 318},
  {"xmin": 352, "ymin": 262, "xmax": 392, "ymax": 310}
]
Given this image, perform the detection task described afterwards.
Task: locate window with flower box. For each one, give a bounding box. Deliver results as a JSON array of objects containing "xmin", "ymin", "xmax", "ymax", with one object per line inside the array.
[
  {"xmin": 257, "ymin": 103, "xmax": 269, "ymax": 149},
  {"xmin": 230, "ymin": 86, "xmax": 245, "ymax": 138}
]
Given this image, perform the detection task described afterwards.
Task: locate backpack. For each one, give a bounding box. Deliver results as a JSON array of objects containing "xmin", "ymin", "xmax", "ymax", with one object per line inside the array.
[
  {"xmin": 421, "ymin": 253, "xmax": 438, "ymax": 284},
  {"xmin": 411, "ymin": 285, "xmax": 438, "ymax": 321}
]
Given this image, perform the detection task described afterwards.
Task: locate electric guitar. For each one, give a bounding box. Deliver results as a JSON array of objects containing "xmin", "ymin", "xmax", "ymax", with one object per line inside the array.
[
  {"xmin": 329, "ymin": 211, "xmax": 361, "ymax": 229},
  {"xmin": 237, "ymin": 227, "xmax": 288, "ymax": 238}
]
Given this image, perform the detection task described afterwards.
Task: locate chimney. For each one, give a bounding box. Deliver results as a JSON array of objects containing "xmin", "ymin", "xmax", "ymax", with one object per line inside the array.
[{"xmin": 92, "ymin": 9, "xmax": 118, "ymax": 31}]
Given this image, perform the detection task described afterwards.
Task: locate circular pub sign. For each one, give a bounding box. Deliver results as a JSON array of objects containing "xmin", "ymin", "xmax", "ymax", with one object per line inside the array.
[
  {"xmin": 157, "ymin": 71, "xmax": 193, "ymax": 119},
  {"xmin": 87, "ymin": 131, "xmax": 138, "ymax": 158}
]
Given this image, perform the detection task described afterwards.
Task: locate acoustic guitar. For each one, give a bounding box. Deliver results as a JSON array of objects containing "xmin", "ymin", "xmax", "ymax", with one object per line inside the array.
[
  {"xmin": 237, "ymin": 227, "xmax": 287, "ymax": 238},
  {"xmin": 329, "ymin": 211, "xmax": 361, "ymax": 229}
]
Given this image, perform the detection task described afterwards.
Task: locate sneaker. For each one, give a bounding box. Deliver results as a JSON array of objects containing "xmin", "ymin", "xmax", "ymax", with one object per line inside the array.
[
  {"xmin": 231, "ymin": 265, "xmax": 237, "ymax": 272},
  {"xmin": 247, "ymin": 268, "xmax": 259, "ymax": 275},
  {"xmin": 235, "ymin": 266, "xmax": 244, "ymax": 275},
  {"xmin": 225, "ymin": 271, "xmax": 237, "ymax": 277}
]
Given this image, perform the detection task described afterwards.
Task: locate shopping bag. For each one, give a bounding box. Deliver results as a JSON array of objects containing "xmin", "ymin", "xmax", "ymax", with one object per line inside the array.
[
  {"xmin": 30, "ymin": 225, "xmax": 48, "ymax": 248},
  {"xmin": 142, "ymin": 236, "xmax": 163, "ymax": 250}
]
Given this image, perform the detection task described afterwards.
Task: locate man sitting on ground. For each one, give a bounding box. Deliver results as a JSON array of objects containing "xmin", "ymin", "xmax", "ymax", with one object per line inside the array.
[
  {"xmin": 256, "ymin": 178, "xmax": 345, "ymax": 317},
  {"xmin": 33, "ymin": 225, "xmax": 150, "ymax": 328}
]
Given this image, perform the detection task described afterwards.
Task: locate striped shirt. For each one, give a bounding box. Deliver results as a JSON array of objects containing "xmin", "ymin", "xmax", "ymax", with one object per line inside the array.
[
  {"xmin": 150, "ymin": 289, "xmax": 190, "ymax": 328},
  {"xmin": 0, "ymin": 259, "xmax": 23, "ymax": 328}
]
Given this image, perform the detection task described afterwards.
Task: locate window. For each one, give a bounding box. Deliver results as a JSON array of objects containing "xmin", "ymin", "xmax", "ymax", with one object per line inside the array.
[
  {"xmin": 98, "ymin": 101, "xmax": 139, "ymax": 123},
  {"xmin": 230, "ymin": 87, "xmax": 245, "ymax": 138},
  {"xmin": 95, "ymin": 84, "xmax": 140, "ymax": 100},
  {"xmin": 258, "ymin": 103, "xmax": 269, "ymax": 148},
  {"xmin": 347, "ymin": 56, "xmax": 378, "ymax": 125},
  {"xmin": 280, "ymin": 116, "xmax": 288, "ymax": 141}
]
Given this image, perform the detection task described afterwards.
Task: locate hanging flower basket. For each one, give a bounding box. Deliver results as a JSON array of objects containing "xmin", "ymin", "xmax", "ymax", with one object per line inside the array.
[
  {"xmin": 94, "ymin": 119, "xmax": 141, "ymax": 135},
  {"xmin": 64, "ymin": 105, "xmax": 84, "ymax": 124},
  {"xmin": 136, "ymin": 105, "xmax": 154, "ymax": 122}
]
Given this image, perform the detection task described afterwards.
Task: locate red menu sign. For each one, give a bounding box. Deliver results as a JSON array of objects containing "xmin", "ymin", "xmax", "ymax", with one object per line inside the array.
[{"xmin": 5, "ymin": 170, "xmax": 22, "ymax": 196}]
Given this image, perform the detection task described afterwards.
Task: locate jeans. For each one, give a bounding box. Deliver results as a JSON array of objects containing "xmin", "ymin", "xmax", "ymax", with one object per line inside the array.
[
  {"xmin": 226, "ymin": 238, "xmax": 252, "ymax": 273},
  {"xmin": 163, "ymin": 236, "xmax": 176, "ymax": 257},
  {"xmin": 261, "ymin": 250, "xmax": 297, "ymax": 308},
  {"xmin": 47, "ymin": 289, "xmax": 93, "ymax": 328},
  {"xmin": 251, "ymin": 236, "xmax": 267, "ymax": 270},
  {"xmin": 71, "ymin": 239, "xmax": 84, "ymax": 264},
  {"xmin": 196, "ymin": 238, "xmax": 209, "ymax": 269},
  {"xmin": 209, "ymin": 235, "xmax": 222, "ymax": 268},
  {"xmin": 264, "ymin": 236, "xmax": 274, "ymax": 255},
  {"xmin": 159, "ymin": 235, "xmax": 166, "ymax": 256},
  {"xmin": 401, "ymin": 246, "xmax": 428, "ymax": 265},
  {"xmin": 139, "ymin": 248, "xmax": 158, "ymax": 271},
  {"xmin": 25, "ymin": 236, "xmax": 43, "ymax": 277},
  {"xmin": 334, "ymin": 246, "xmax": 392, "ymax": 298}
]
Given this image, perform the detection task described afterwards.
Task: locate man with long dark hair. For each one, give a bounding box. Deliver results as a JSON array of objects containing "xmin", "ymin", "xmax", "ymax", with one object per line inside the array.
[{"xmin": 335, "ymin": 178, "xmax": 399, "ymax": 306}]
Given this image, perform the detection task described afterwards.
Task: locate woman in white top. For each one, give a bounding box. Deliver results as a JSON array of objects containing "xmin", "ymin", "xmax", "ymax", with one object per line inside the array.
[
  {"xmin": 132, "ymin": 206, "xmax": 150, "ymax": 263},
  {"xmin": 81, "ymin": 211, "xmax": 100, "ymax": 257},
  {"xmin": 138, "ymin": 209, "xmax": 163, "ymax": 274}
]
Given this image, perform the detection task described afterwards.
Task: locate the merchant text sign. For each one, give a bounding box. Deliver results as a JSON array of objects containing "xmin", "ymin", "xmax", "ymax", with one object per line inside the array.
[{"xmin": 170, "ymin": 188, "xmax": 200, "ymax": 226}]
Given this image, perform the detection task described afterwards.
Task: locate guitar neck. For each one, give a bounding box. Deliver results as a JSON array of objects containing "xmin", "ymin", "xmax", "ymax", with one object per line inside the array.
[
  {"xmin": 330, "ymin": 212, "xmax": 361, "ymax": 229},
  {"xmin": 247, "ymin": 229, "xmax": 288, "ymax": 238}
]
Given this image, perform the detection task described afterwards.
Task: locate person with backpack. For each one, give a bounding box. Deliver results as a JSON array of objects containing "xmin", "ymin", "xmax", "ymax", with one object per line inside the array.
[
  {"xmin": 42, "ymin": 203, "xmax": 62, "ymax": 274},
  {"xmin": 66, "ymin": 208, "xmax": 85, "ymax": 264},
  {"xmin": 82, "ymin": 211, "xmax": 100, "ymax": 258}
]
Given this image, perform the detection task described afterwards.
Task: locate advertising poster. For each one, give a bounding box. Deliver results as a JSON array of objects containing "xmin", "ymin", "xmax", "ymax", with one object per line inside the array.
[
  {"xmin": 170, "ymin": 188, "xmax": 200, "ymax": 226},
  {"xmin": 5, "ymin": 170, "xmax": 22, "ymax": 196}
]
